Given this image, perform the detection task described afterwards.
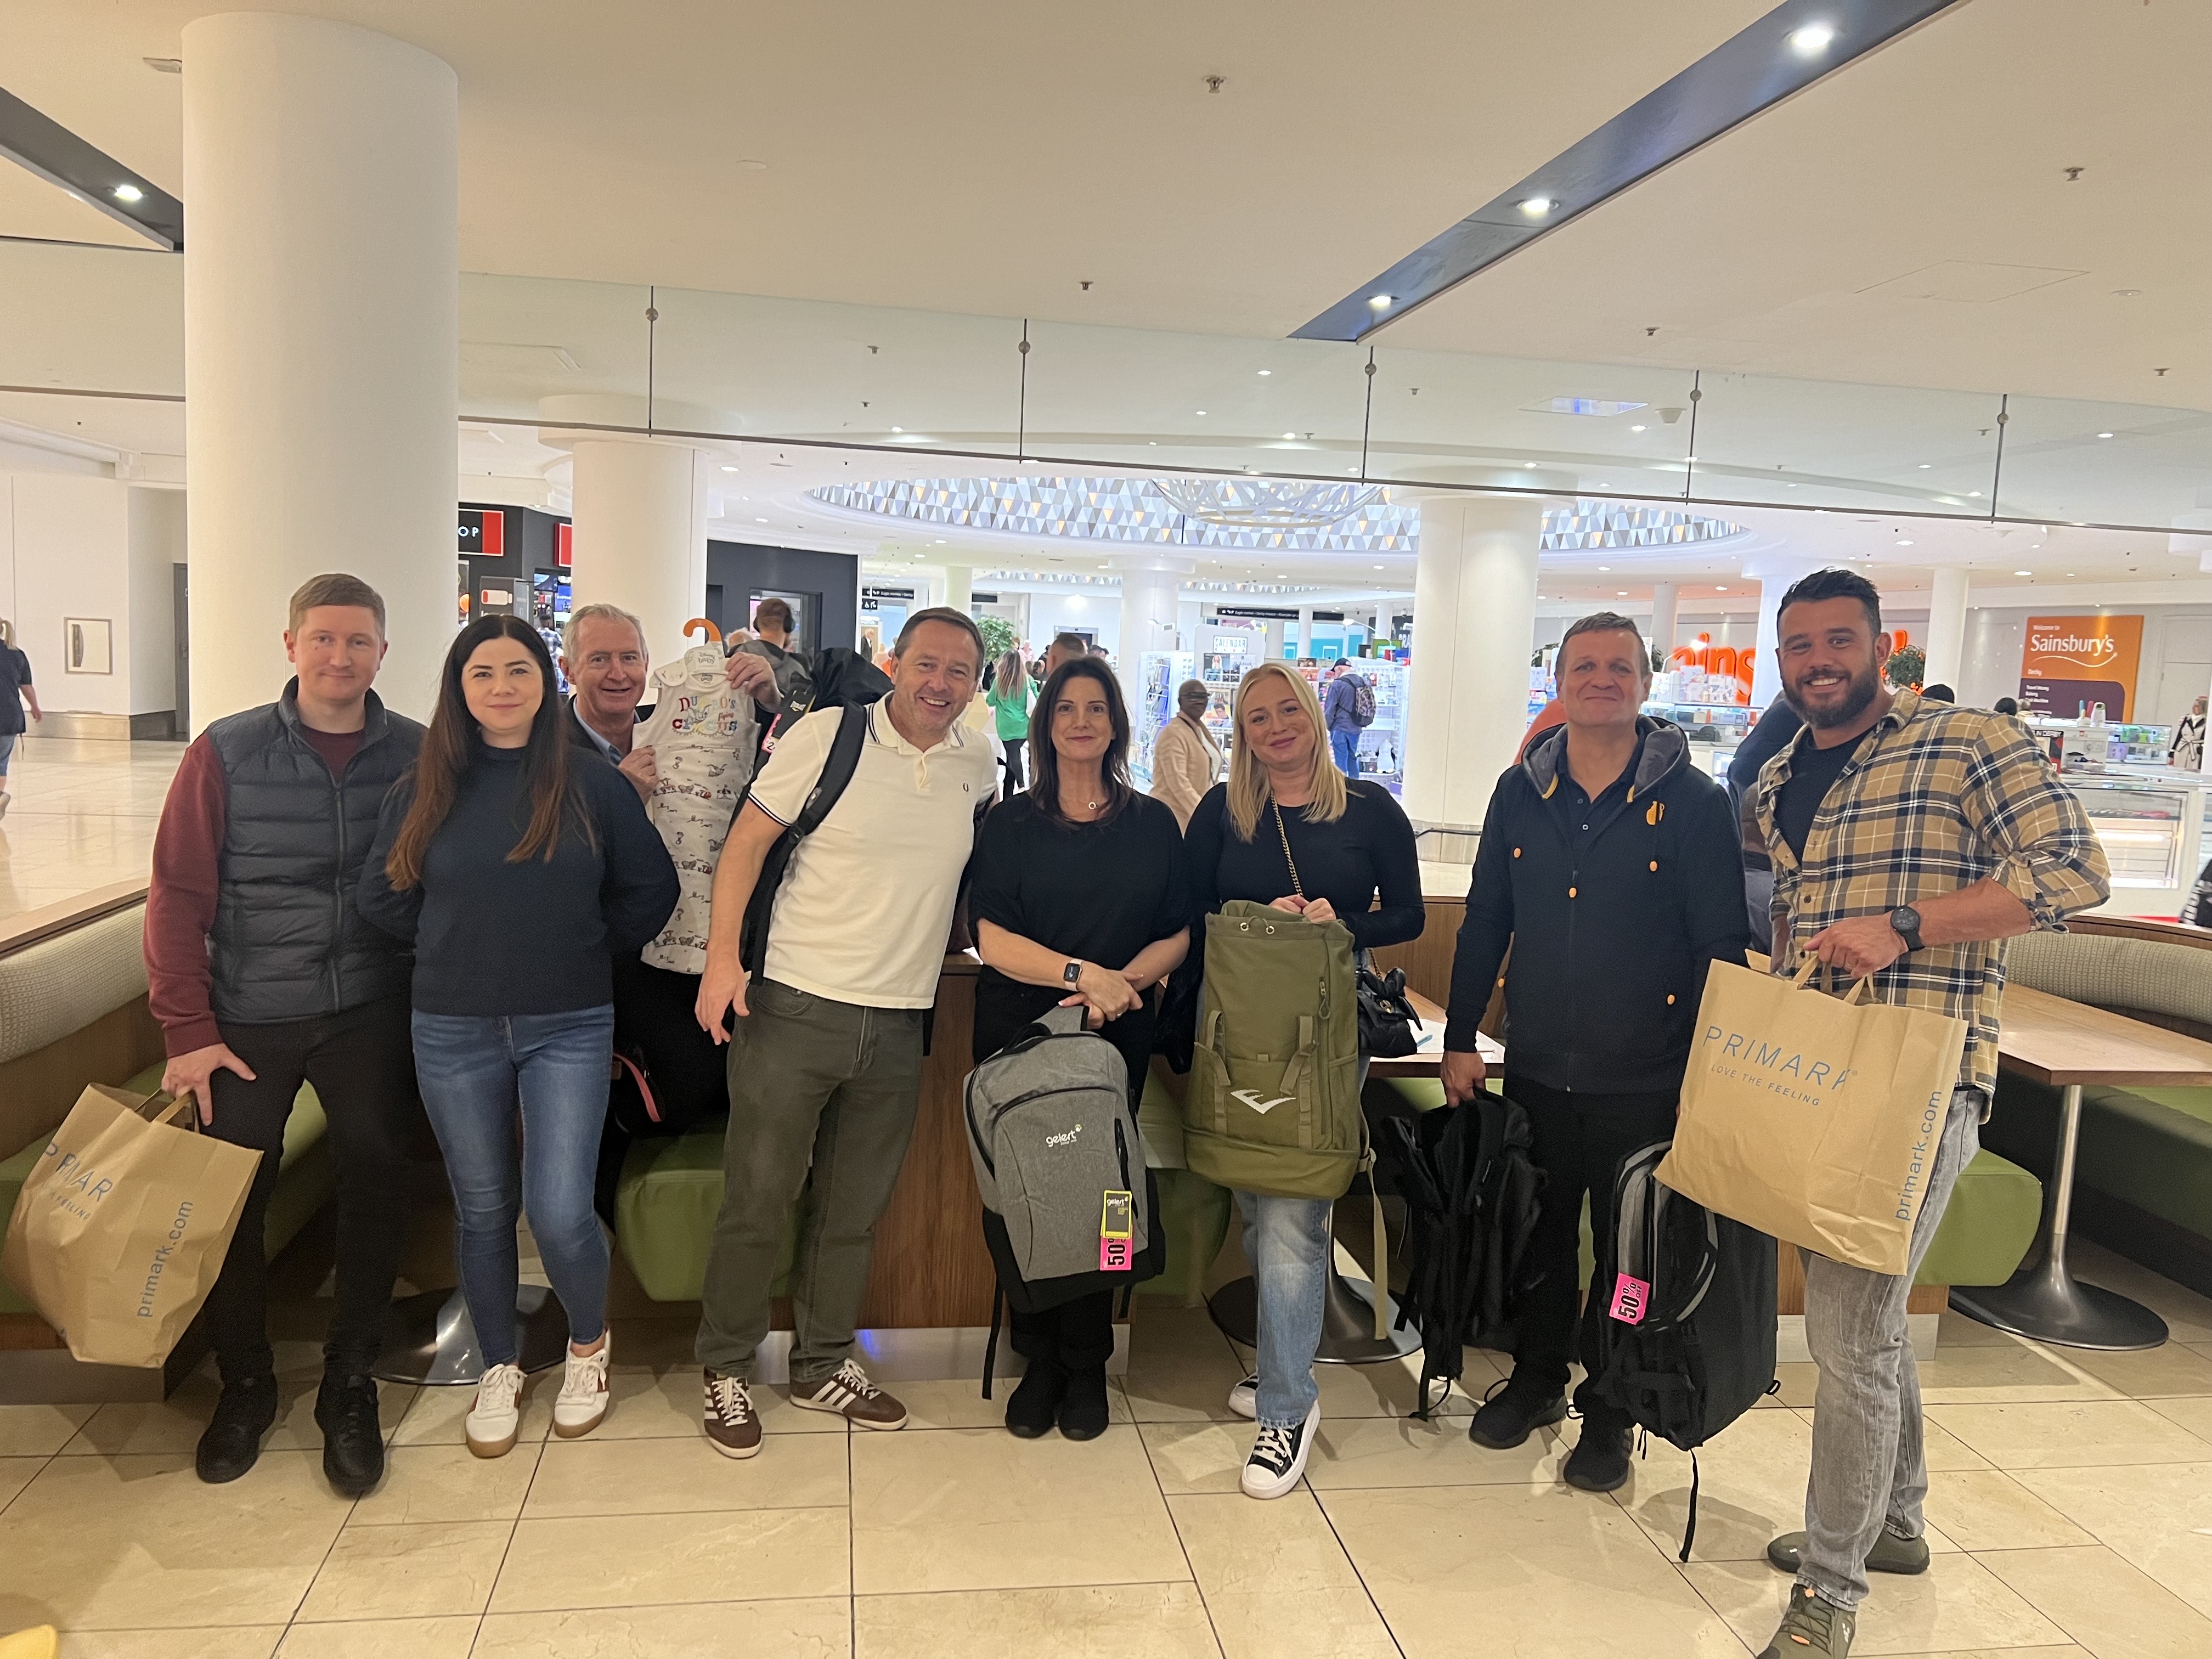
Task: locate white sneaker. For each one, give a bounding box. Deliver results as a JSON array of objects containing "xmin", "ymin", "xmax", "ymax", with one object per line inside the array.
[
  {"xmin": 0, "ymin": 790, "xmax": 12, "ymax": 819},
  {"xmin": 1242, "ymin": 1400, "xmax": 1319, "ymax": 1500},
  {"xmin": 466, "ymin": 1362, "xmax": 526, "ymax": 1458},
  {"xmin": 1227, "ymin": 1373, "xmax": 1258, "ymax": 1420},
  {"xmin": 552, "ymin": 1334, "xmax": 612, "ymax": 1439}
]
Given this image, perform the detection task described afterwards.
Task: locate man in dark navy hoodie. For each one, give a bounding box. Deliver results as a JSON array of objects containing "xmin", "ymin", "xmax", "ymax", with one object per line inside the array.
[{"xmin": 1441, "ymin": 611, "xmax": 1748, "ymax": 1492}]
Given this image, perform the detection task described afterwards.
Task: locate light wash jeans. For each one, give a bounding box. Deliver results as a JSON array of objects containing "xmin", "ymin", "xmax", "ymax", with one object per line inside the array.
[
  {"xmin": 1799, "ymin": 1086, "xmax": 1981, "ymax": 1610},
  {"xmin": 1329, "ymin": 729, "xmax": 1360, "ymax": 777},
  {"xmin": 412, "ymin": 1006, "xmax": 616, "ymax": 1368}
]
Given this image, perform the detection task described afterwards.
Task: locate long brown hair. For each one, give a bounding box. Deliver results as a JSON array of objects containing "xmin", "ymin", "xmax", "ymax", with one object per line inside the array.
[
  {"xmin": 384, "ymin": 615, "xmax": 591, "ymax": 889},
  {"xmin": 1028, "ymin": 658, "xmax": 1133, "ymax": 826}
]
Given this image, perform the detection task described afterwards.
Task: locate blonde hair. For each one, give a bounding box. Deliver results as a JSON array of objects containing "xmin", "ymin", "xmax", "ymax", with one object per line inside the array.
[{"xmin": 1226, "ymin": 662, "xmax": 1346, "ymax": 841}]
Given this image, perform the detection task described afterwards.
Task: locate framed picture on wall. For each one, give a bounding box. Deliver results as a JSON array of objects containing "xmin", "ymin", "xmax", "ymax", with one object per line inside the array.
[{"xmin": 64, "ymin": 618, "xmax": 114, "ymax": 674}]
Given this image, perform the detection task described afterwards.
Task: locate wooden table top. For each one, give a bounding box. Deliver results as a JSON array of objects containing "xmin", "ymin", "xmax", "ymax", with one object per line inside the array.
[
  {"xmin": 1365, "ymin": 988, "xmax": 1503, "ymax": 1080},
  {"xmin": 1997, "ymin": 983, "xmax": 2212, "ymax": 1088}
]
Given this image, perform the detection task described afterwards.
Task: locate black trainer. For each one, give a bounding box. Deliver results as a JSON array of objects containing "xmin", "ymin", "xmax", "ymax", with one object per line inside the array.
[
  {"xmin": 1467, "ymin": 1376, "xmax": 1567, "ymax": 1450},
  {"xmin": 314, "ymin": 1371, "xmax": 386, "ymax": 1498},
  {"xmin": 195, "ymin": 1374, "xmax": 280, "ymax": 1485},
  {"xmin": 1005, "ymin": 1357, "xmax": 1066, "ymax": 1439},
  {"xmin": 1561, "ymin": 1417, "xmax": 1634, "ymax": 1493},
  {"xmin": 1058, "ymin": 1365, "xmax": 1110, "ymax": 1442}
]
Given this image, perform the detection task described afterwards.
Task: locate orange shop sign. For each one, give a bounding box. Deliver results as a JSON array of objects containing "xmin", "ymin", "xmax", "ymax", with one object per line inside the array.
[{"xmin": 2019, "ymin": 614, "xmax": 2143, "ymax": 720}]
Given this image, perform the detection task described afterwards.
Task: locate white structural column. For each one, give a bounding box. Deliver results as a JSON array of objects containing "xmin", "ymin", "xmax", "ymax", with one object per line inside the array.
[
  {"xmin": 1295, "ymin": 605, "xmax": 1315, "ymax": 657},
  {"xmin": 1649, "ymin": 582, "xmax": 1680, "ymax": 659},
  {"xmin": 1117, "ymin": 564, "xmax": 1182, "ymax": 687},
  {"xmin": 183, "ymin": 13, "xmax": 457, "ymax": 726},
  {"xmin": 1923, "ymin": 566, "xmax": 1971, "ymax": 691},
  {"xmin": 1745, "ymin": 553, "xmax": 1825, "ymax": 710},
  {"xmin": 1403, "ymin": 493, "xmax": 1544, "ymax": 831},
  {"xmin": 941, "ymin": 564, "xmax": 973, "ymax": 615},
  {"xmin": 568, "ymin": 439, "xmax": 710, "ymax": 663}
]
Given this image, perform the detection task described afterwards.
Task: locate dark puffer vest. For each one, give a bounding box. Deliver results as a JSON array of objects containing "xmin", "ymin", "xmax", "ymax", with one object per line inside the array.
[{"xmin": 204, "ymin": 682, "xmax": 424, "ymax": 1024}]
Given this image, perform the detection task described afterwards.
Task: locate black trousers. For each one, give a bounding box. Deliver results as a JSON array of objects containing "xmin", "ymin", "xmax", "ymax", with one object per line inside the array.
[
  {"xmin": 1000, "ymin": 737, "xmax": 1026, "ymax": 798},
  {"xmin": 202, "ymin": 994, "xmax": 419, "ymax": 1381},
  {"xmin": 1507, "ymin": 1074, "xmax": 1679, "ymax": 1423},
  {"xmin": 1011, "ymin": 1289, "xmax": 1115, "ymax": 1371}
]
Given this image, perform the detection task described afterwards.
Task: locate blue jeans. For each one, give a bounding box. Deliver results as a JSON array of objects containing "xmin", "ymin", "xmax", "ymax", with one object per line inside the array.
[
  {"xmin": 411, "ymin": 1006, "xmax": 616, "ymax": 1368},
  {"xmin": 1234, "ymin": 1192, "xmax": 1335, "ymax": 1427},
  {"xmin": 1329, "ymin": 729, "xmax": 1359, "ymax": 777}
]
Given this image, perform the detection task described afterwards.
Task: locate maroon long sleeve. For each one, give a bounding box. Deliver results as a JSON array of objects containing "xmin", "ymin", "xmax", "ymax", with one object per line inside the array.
[{"xmin": 145, "ymin": 735, "xmax": 229, "ymax": 1057}]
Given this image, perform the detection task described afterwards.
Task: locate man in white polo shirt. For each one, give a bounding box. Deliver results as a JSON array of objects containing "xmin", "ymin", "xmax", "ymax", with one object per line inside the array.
[{"xmin": 689, "ymin": 607, "xmax": 994, "ymax": 1456}]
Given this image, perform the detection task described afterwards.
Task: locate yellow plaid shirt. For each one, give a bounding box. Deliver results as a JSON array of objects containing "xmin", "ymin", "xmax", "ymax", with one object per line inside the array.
[{"xmin": 1757, "ymin": 689, "xmax": 2112, "ymax": 1094}]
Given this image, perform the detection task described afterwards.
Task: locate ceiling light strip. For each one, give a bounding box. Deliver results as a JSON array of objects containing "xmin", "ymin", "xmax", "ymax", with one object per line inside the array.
[
  {"xmin": 1290, "ymin": 0, "xmax": 1962, "ymax": 342},
  {"xmin": 0, "ymin": 86, "xmax": 183, "ymax": 251}
]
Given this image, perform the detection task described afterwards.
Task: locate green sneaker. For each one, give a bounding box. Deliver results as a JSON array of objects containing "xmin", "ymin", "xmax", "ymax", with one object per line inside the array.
[
  {"xmin": 1765, "ymin": 1527, "xmax": 1929, "ymax": 1577},
  {"xmin": 1759, "ymin": 1584, "xmax": 1855, "ymax": 1658}
]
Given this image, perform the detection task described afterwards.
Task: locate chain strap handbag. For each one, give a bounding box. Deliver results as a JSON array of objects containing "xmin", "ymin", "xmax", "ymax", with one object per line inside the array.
[{"xmin": 1273, "ymin": 799, "xmax": 1420, "ymax": 1058}]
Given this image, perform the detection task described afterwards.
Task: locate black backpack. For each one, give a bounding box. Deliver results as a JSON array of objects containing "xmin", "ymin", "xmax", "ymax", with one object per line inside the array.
[{"xmin": 1588, "ymin": 1139, "xmax": 1778, "ymax": 1560}]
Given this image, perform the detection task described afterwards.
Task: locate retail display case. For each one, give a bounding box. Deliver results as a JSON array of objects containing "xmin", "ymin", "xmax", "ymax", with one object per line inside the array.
[{"xmin": 1131, "ymin": 650, "xmax": 1195, "ymax": 787}]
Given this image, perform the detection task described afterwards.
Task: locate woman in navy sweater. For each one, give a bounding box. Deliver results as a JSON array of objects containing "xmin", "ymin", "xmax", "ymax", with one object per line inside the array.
[{"xmin": 360, "ymin": 616, "xmax": 676, "ymax": 1457}]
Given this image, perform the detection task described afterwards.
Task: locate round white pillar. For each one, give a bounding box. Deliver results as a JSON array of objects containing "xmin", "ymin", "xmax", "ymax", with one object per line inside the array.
[
  {"xmin": 1403, "ymin": 493, "xmax": 1545, "ymax": 830},
  {"xmin": 183, "ymin": 13, "xmax": 457, "ymax": 727},
  {"xmin": 1745, "ymin": 554, "xmax": 1826, "ymax": 710},
  {"xmin": 1116, "ymin": 564, "xmax": 1182, "ymax": 696},
  {"xmin": 943, "ymin": 564, "xmax": 974, "ymax": 614},
  {"xmin": 1649, "ymin": 581, "xmax": 1680, "ymax": 659},
  {"xmin": 1295, "ymin": 605, "xmax": 1315, "ymax": 657},
  {"xmin": 568, "ymin": 439, "xmax": 709, "ymax": 664},
  {"xmin": 1923, "ymin": 566, "xmax": 1970, "ymax": 691}
]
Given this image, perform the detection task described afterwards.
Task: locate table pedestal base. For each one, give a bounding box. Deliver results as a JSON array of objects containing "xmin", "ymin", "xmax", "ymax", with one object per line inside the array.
[
  {"xmin": 1206, "ymin": 1269, "xmax": 1420, "ymax": 1365},
  {"xmin": 373, "ymin": 1286, "xmax": 571, "ymax": 1385}
]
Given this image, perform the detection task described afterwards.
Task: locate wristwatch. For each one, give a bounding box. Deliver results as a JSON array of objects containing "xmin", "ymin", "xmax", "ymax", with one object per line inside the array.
[
  {"xmin": 1063, "ymin": 960, "xmax": 1085, "ymax": 986},
  {"xmin": 1889, "ymin": 905, "xmax": 1925, "ymax": 953}
]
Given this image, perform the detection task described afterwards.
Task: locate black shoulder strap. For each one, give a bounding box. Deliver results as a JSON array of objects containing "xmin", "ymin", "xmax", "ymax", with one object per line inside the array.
[{"xmin": 793, "ymin": 702, "xmax": 871, "ymax": 838}]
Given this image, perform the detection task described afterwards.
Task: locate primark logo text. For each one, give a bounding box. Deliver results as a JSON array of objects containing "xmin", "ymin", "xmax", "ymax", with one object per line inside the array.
[{"xmin": 1699, "ymin": 1026, "xmax": 1856, "ymax": 1101}]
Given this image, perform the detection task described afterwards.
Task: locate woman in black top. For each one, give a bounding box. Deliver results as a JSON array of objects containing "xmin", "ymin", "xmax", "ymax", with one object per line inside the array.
[
  {"xmin": 970, "ymin": 657, "xmax": 1189, "ymax": 1441},
  {"xmin": 359, "ymin": 616, "xmax": 676, "ymax": 1458},
  {"xmin": 1185, "ymin": 661, "xmax": 1423, "ymax": 1500}
]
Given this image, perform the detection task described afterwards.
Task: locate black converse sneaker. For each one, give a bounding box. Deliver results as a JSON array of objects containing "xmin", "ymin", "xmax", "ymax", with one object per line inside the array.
[
  {"xmin": 1227, "ymin": 1373, "xmax": 1259, "ymax": 1419},
  {"xmin": 1240, "ymin": 1400, "xmax": 1319, "ymax": 1499}
]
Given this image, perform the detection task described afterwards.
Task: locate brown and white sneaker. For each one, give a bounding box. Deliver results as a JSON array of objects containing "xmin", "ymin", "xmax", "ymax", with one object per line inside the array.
[
  {"xmin": 791, "ymin": 1358, "xmax": 907, "ymax": 1429},
  {"xmin": 702, "ymin": 1368, "xmax": 762, "ymax": 1459}
]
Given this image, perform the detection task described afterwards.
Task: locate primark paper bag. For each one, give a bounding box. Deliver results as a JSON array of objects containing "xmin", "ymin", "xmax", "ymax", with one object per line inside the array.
[
  {"xmin": 1656, "ymin": 958, "xmax": 1968, "ymax": 1276},
  {"xmin": 1, "ymin": 1085, "xmax": 260, "ymax": 1367}
]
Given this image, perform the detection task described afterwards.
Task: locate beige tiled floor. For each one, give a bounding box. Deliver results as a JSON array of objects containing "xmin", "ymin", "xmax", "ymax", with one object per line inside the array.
[
  {"xmin": 0, "ymin": 735, "xmax": 185, "ymax": 921},
  {"xmin": 12, "ymin": 1264, "xmax": 2212, "ymax": 1657}
]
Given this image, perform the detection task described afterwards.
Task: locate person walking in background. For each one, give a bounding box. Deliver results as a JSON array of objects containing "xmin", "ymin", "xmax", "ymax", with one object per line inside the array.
[
  {"xmin": 970, "ymin": 657, "xmax": 1188, "ymax": 1438},
  {"xmin": 1321, "ymin": 659, "xmax": 1367, "ymax": 777},
  {"xmin": 1750, "ymin": 568, "xmax": 2108, "ymax": 1659},
  {"xmin": 2171, "ymin": 693, "xmax": 2205, "ymax": 770},
  {"xmin": 985, "ymin": 646, "xmax": 1034, "ymax": 797},
  {"xmin": 1149, "ymin": 678, "xmax": 1223, "ymax": 831},
  {"xmin": 689, "ymin": 608, "xmax": 995, "ymax": 1458},
  {"xmin": 736, "ymin": 596, "xmax": 815, "ymax": 712},
  {"xmin": 1441, "ymin": 611, "xmax": 1748, "ymax": 1493},
  {"xmin": 145, "ymin": 574, "xmax": 423, "ymax": 1496},
  {"xmin": 1045, "ymin": 632, "xmax": 1088, "ymax": 680},
  {"xmin": 0, "ymin": 619, "xmax": 40, "ymax": 819},
  {"xmin": 1186, "ymin": 662, "xmax": 1424, "ymax": 1498},
  {"xmin": 359, "ymin": 616, "xmax": 678, "ymax": 1458}
]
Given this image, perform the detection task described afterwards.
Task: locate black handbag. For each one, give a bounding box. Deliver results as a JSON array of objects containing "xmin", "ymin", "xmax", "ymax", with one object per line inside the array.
[{"xmin": 1356, "ymin": 954, "xmax": 1421, "ymax": 1058}]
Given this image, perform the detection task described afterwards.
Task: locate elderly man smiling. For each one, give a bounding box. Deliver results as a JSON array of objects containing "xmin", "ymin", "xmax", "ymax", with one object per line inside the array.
[{"xmin": 560, "ymin": 602, "xmax": 781, "ymax": 800}]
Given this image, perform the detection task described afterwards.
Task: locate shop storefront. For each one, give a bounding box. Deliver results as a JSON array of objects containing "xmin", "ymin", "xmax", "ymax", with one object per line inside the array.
[{"xmin": 458, "ymin": 504, "xmax": 573, "ymax": 657}]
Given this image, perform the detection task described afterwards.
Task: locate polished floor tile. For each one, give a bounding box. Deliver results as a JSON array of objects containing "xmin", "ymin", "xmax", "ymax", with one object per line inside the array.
[
  {"xmin": 854, "ymin": 1583, "xmax": 1220, "ymax": 1658},
  {"xmin": 1980, "ymin": 1544, "xmax": 2212, "ymax": 1658},
  {"xmin": 41, "ymin": 1632, "xmax": 284, "ymax": 1659},
  {"xmin": 2141, "ymin": 1392, "xmax": 2212, "ymax": 1447},
  {"xmin": 1927, "ymin": 1400, "xmax": 2212, "ymax": 1470},
  {"xmin": 64, "ymin": 1375, "xmax": 414, "ymax": 1459},
  {"xmin": 476, "ymin": 1597, "xmax": 853, "ymax": 1657},
  {"xmin": 522, "ymin": 1428, "xmax": 850, "ymax": 1517},
  {"xmin": 1301, "ymin": 1404, "xmax": 1563, "ymax": 1490},
  {"xmin": 2015, "ymin": 1461, "xmax": 2212, "ymax": 1618},
  {"xmin": 1137, "ymin": 1418, "xmax": 1259, "ymax": 1497},
  {"xmin": 489, "ymin": 1508, "xmax": 850, "ymax": 1612},
  {"xmin": 1168, "ymin": 1490, "xmax": 1398, "ymax": 1659},
  {"xmin": 894, "ymin": 1374, "xmax": 1132, "ymax": 1431},
  {"xmin": 2058, "ymin": 1341, "xmax": 2212, "ymax": 1401},
  {"xmin": 0, "ymin": 1449, "xmax": 353, "ymax": 1630},
  {"xmin": 1683, "ymin": 1552, "xmax": 2070, "ymax": 1657},
  {"xmin": 1618, "ymin": 1403, "xmax": 1818, "ymax": 1563},
  {"xmin": 0, "ymin": 1402, "xmax": 94, "ymax": 1457},
  {"xmin": 587, "ymin": 1367, "xmax": 848, "ymax": 1438},
  {"xmin": 1914, "ymin": 1339, "xmax": 2122, "ymax": 1405},
  {"xmin": 0, "ymin": 1457, "xmax": 42, "ymax": 1515},
  {"xmin": 850, "ymin": 1426, "xmax": 1188, "ymax": 1594},
  {"xmin": 0, "ymin": 737, "xmax": 183, "ymax": 922},
  {"xmin": 1324, "ymin": 1483, "xmax": 1746, "ymax": 1657},
  {"xmin": 1921, "ymin": 1467, "xmax": 2097, "ymax": 1553},
  {"xmin": 294, "ymin": 1520, "xmax": 512, "ymax": 1621},
  {"xmin": 272, "ymin": 1615, "xmax": 482, "ymax": 1657},
  {"xmin": 349, "ymin": 1442, "xmax": 544, "ymax": 1525},
  {"xmin": 1121, "ymin": 1306, "xmax": 1249, "ymax": 1425}
]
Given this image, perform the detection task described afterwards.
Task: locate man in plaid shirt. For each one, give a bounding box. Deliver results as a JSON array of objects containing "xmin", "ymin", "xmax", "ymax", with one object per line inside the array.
[{"xmin": 1748, "ymin": 569, "xmax": 2108, "ymax": 1659}]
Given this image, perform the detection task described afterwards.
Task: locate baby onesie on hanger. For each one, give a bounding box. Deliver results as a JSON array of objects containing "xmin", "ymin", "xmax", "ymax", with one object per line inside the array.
[{"xmin": 631, "ymin": 644, "xmax": 758, "ymax": 974}]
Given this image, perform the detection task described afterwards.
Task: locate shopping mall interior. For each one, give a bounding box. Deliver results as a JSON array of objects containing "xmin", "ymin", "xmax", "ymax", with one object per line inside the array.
[{"xmin": 5, "ymin": 2, "xmax": 2212, "ymax": 1656}]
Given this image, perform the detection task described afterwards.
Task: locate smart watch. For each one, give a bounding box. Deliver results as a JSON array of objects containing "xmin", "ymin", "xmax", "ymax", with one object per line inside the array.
[
  {"xmin": 1064, "ymin": 960, "xmax": 1085, "ymax": 986},
  {"xmin": 1889, "ymin": 905, "xmax": 1925, "ymax": 953}
]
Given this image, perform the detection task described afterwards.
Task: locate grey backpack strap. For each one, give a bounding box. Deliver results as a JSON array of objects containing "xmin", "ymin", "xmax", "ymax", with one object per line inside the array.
[{"xmin": 1038, "ymin": 1004, "xmax": 1090, "ymax": 1037}]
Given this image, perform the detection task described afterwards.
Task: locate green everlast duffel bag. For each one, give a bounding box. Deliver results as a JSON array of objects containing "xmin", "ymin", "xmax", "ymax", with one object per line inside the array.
[{"xmin": 1186, "ymin": 900, "xmax": 1364, "ymax": 1201}]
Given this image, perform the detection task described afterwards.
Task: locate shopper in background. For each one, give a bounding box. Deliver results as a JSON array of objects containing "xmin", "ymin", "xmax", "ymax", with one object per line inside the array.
[
  {"xmin": 2170, "ymin": 694, "xmax": 2205, "ymax": 770},
  {"xmin": 1149, "ymin": 678, "xmax": 1223, "ymax": 831},
  {"xmin": 0, "ymin": 618, "xmax": 40, "ymax": 819},
  {"xmin": 1993, "ymin": 696, "xmax": 2021, "ymax": 717},
  {"xmin": 737, "ymin": 596, "xmax": 815, "ymax": 710},
  {"xmin": 1045, "ymin": 631, "xmax": 1088, "ymax": 679},
  {"xmin": 146, "ymin": 574, "xmax": 423, "ymax": 1497},
  {"xmin": 1750, "ymin": 568, "xmax": 2108, "ymax": 1659},
  {"xmin": 1919, "ymin": 682, "xmax": 1956, "ymax": 704},
  {"xmin": 985, "ymin": 646, "xmax": 1034, "ymax": 797},
  {"xmin": 1441, "ymin": 611, "xmax": 1748, "ymax": 1493},
  {"xmin": 970, "ymin": 657, "xmax": 1188, "ymax": 1438},
  {"xmin": 1320, "ymin": 659, "xmax": 1366, "ymax": 777},
  {"xmin": 562, "ymin": 602, "xmax": 779, "ymax": 803},
  {"xmin": 1186, "ymin": 662, "xmax": 1424, "ymax": 1498},
  {"xmin": 359, "ymin": 616, "xmax": 678, "ymax": 1458},
  {"xmin": 690, "ymin": 608, "xmax": 995, "ymax": 1458}
]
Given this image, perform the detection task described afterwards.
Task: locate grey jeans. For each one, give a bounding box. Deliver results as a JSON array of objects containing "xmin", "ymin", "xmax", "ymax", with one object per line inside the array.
[
  {"xmin": 693, "ymin": 979, "xmax": 924, "ymax": 1385},
  {"xmin": 1799, "ymin": 1085, "xmax": 1981, "ymax": 1609}
]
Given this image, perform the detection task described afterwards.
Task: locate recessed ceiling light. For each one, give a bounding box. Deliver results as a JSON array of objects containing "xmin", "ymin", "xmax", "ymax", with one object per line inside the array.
[
  {"xmin": 1373, "ymin": 565, "xmax": 1385, "ymax": 570},
  {"xmin": 1716, "ymin": 585, "xmax": 1729, "ymax": 591},
  {"xmin": 1282, "ymin": 432, "xmax": 1296, "ymax": 440},
  {"xmin": 2098, "ymin": 431, "xmax": 2114, "ymax": 439},
  {"xmin": 1257, "ymin": 369, "xmax": 1272, "ymax": 376},
  {"xmin": 2065, "ymin": 571, "xmax": 2075, "ymax": 576},
  {"xmin": 1367, "ymin": 294, "xmax": 1392, "ymax": 311},
  {"xmin": 1967, "ymin": 490, "xmax": 1982, "ymax": 498},
  {"xmin": 1917, "ymin": 463, "xmax": 1932, "ymax": 470},
  {"xmin": 890, "ymin": 426, "xmax": 902, "ymax": 432},
  {"xmin": 112, "ymin": 183, "xmax": 144, "ymax": 202},
  {"xmin": 1629, "ymin": 424, "xmax": 1647, "ymax": 433},
  {"xmin": 1195, "ymin": 410, "xmax": 1206, "ymax": 416},
  {"xmin": 1895, "ymin": 539, "xmax": 1915, "ymax": 546},
  {"xmin": 1787, "ymin": 21, "xmax": 1837, "ymax": 56},
  {"xmin": 1617, "ymin": 591, "xmax": 1628, "ymax": 597},
  {"xmin": 1598, "ymin": 566, "xmax": 1611, "ymax": 572},
  {"xmin": 1517, "ymin": 196, "xmax": 1558, "ymax": 217},
  {"xmin": 721, "ymin": 465, "xmax": 738, "ymax": 472},
  {"xmin": 2014, "ymin": 569, "xmax": 2033, "ymax": 576},
  {"xmin": 755, "ymin": 517, "xmax": 769, "ymax": 523}
]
